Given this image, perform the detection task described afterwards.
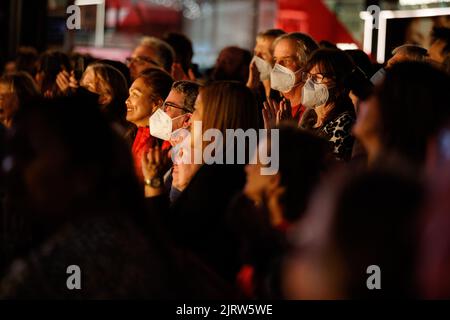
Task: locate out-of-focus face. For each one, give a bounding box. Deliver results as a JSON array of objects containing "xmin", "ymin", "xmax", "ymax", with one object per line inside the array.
[
  {"xmin": 80, "ymin": 67, "xmax": 112, "ymax": 107},
  {"xmin": 212, "ymin": 48, "xmax": 249, "ymax": 82},
  {"xmin": 128, "ymin": 45, "xmax": 161, "ymax": 80},
  {"xmin": 429, "ymin": 40, "xmax": 446, "ymax": 64},
  {"xmin": 163, "ymin": 89, "xmax": 191, "ymax": 131},
  {"xmin": 125, "ymin": 77, "xmax": 159, "ymax": 127},
  {"xmin": 352, "ymin": 94, "xmax": 381, "ymax": 151},
  {"xmin": 254, "ymin": 37, "xmax": 274, "ymax": 63}
]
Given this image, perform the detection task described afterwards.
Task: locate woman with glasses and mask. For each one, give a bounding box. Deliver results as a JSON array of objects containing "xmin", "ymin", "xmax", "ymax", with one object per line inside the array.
[
  {"xmin": 299, "ymin": 48, "xmax": 356, "ymax": 162},
  {"xmin": 125, "ymin": 67, "xmax": 173, "ymax": 181}
]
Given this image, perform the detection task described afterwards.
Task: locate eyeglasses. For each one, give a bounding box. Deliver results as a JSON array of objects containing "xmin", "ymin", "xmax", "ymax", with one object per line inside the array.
[
  {"xmin": 162, "ymin": 101, "xmax": 191, "ymax": 114},
  {"xmin": 125, "ymin": 56, "xmax": 160, "ymax": 67},
  {"xmin": 301, "ymin": 72, "xmax": 335, "ymax": 84}
]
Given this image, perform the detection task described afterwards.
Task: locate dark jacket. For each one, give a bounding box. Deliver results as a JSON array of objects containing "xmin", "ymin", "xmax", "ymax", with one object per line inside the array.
[{"xmin": 147, "ymin": 163, "xmax": 246, "ymax": 283}]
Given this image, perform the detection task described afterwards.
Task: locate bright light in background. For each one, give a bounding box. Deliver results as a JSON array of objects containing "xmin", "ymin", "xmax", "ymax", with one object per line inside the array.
[
  {"xmin": 399, "ymin": 0, "xmax": 450, "ymax": 5},
  {"xmin": 360, "ymin": 7, "xmax": 450, "ymax": 63},
  {"xmin": 336, "ymin": 43, "xmax": 359, "ymax": 50}
]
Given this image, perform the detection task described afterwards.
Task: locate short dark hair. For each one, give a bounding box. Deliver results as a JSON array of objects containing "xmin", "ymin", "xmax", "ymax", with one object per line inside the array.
[
  {"xmin": 36, "ymin": 50, "xmax": 71, "ymax": 97},
  {"xmin": 377, "ymin": 61, "xmax": 450, "ymax": 168},
  {"xmin": 171, "ymin": 80, "xmax": 200, "ymax": 113},
  {"xmin": 304, "ymin": 48, "xmax": 356, "ymax": 122},
  {"xmin": 138, "ymin": 67, "xmax": 174, "ymax": 102},
  {"xmin": 162, "ymin": 32, "xmax": 193, "ymax": 74}
]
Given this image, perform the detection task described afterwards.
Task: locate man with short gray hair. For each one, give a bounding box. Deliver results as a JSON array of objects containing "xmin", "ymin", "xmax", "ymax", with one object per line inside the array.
[{"xmin": 126, "ymin": 36, "xmax": 175, "ymax": 80}]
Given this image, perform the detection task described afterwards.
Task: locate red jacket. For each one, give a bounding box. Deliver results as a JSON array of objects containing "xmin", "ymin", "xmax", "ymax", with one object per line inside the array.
[{"xmin": 131, "ymin": 127, "xmax": 156, "ymax": 182}]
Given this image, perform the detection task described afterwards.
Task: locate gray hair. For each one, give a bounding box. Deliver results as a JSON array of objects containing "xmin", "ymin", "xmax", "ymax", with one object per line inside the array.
[
  {"xmin": 392, "ymin": 44, "xmax": 428, "ymax": 61},
  {"xmin": 171, "ymin": 80, "xmax": 200, "ymax": 113},
  {"xmin": 272, "ymin": 32, "xmax": 318, "ymax": 67},
  {"xmin": 139, "ymin": 36, "xmax": 175, "ymax": 72}
]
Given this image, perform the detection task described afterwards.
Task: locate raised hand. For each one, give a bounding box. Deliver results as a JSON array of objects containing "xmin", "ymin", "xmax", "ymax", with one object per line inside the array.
[
  {"xmin": 56, "ymin": 70, "xmax": 79, "ymax": 94},
  {"xmin": 142, "ymin": 145, "xmax": 170, "ymax": 196}
]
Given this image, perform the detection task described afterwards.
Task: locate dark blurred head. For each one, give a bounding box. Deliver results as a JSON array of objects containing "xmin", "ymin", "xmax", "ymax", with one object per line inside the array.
[
  {"xmin": 3, "ymin": 89, "xmax": 144, "ymax": 236},
  {"xmin": 345, "ymin": 49, "xmax": 374, "ymax": 78},
  {"xmin": 360, "ymin": 62, "xmax": 450, "ymax": 169},
  {"xmin": 69, "ymin": 53, "xmax": 95, "ymax": 82},
  {"xmin": 162, "ymin": 32, "xmax": 194, "ymax": 74},
  {"xmin": 98, "ymin": 59, "xmax": 131, "ymax": 87},
  {"xmin": 35, "ymin": 50, "xmax": 71, "ymax": 98},
  {"xmin": 284, "ymin": 166, "xmax": 423, "ymax": 299},
  {"xmin": 244, "ymin": 124, "xmax": 330, "ymax": 226},
  {"xmin": 0, "ymin": 72, "xmax": 40, "ymax": 127},
  {"xmin": 319, "ymin": 40, "xmax": 337, "ymax": 49},
  {"xmin": 15, "ymin": 47, "xmax": 39, "ymax": 76},
  {"xmin": 211, "ymin": 46, "xmax": 252, "ymax": 83}
]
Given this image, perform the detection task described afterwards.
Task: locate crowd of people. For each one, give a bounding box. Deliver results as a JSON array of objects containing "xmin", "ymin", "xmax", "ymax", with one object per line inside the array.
[{"xmin": 0, "ymin": 26, "xmax": 449, "ymax": 299}]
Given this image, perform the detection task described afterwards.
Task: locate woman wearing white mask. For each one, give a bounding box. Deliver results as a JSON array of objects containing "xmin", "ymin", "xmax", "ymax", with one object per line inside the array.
[
  {"xmin": 262, "ymin": 33, "xmax": 318, "ymax": 129},
  {"xmin": 299, "ymin": 48, "xmax": 356, "ymax": 161}
]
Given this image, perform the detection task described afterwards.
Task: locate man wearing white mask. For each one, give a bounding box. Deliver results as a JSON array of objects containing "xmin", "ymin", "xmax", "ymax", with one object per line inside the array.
[
  {"xmin": 263, "ymin": 32, "xmax": 318, "ymax": 128},
  {"xmin": 247, "ymin": 29, "xmax": 286, "ymax": 99},
  {"xmin": 147, "ymin": 80, "xmax": 200, "ymax": 201},
  {"xmin": 149, "ymin": 81, "xmax": 198, "ymax": 144}
]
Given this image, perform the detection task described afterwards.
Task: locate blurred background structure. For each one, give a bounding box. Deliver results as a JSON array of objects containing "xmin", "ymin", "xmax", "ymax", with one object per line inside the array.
[{"xmin": 1, "ymin": 0, "xmax": 450, "ymax": 70}]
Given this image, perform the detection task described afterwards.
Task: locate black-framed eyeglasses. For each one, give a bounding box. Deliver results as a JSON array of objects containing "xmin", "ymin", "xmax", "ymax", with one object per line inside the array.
[
  {"xmin": 301, "ymin": 71, "xmax": 335, "ymax": 84},
  {"xmin": 162, "ymin": 101, "xmax": 191, "ymax": 114},
  {"xmin": 125, "ymin": 56, "xmax": 160, "ymax": 67}
]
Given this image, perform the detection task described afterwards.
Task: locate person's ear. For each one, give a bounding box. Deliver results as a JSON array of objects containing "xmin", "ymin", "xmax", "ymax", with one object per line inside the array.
[
  {"xmin": 152, "ymin": 98, "xmax": 164, "ymax": 113},
  {"xmin": 182, "ymin": 113, "xmax": 192, "ymax": 128}
]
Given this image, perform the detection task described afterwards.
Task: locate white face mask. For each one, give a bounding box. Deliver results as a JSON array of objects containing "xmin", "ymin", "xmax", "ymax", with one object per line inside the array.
[
  {"xmin": 301, "ymin": 78, "xmax": 329, "ymax": 109},
  {"xmin": 253, "ymin": 56, "xmax": 272, "ymax": 81},
  {"xmin": 270, "ymin": 63, "xmax": 301, "ymax": 93},
  {"xmin": 149, "ymin": 109, "xmax": 187, "ymax": 141}
]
